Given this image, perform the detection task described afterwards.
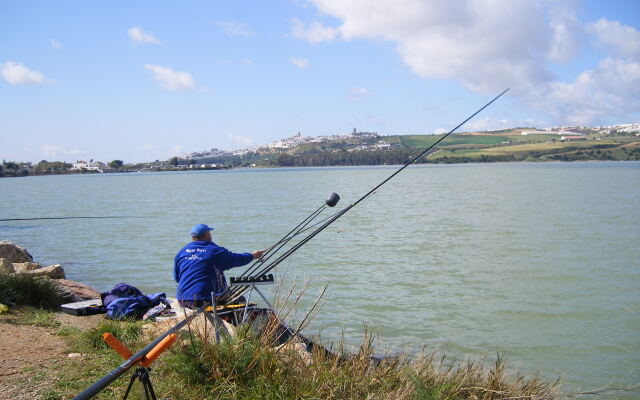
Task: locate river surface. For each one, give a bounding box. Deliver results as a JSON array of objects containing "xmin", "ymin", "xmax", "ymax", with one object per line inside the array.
[{"xmin": 1, "ymin": 162, "xmax": 638, "ymax": 394}]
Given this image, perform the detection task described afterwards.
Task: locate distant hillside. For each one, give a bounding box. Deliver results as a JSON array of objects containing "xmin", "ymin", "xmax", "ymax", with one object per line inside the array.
[
  {"xmin": 170, "ymin": 129, "xmax": 640, "ymax": 168},
  {"xmin": 261, "ymin": 132, "xmax": 640, "ymax": 167}
]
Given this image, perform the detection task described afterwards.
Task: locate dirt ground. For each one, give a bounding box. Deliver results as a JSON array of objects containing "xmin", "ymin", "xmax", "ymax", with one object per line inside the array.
[{"xmin": 0, "ymin": 312, "xmax": 103, "ymax": 400}]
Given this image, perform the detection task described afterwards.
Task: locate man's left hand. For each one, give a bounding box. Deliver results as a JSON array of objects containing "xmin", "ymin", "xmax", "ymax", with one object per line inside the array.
[{"xmin": 251, "ymin": 250, "xmax": 264, "ymax": 260}]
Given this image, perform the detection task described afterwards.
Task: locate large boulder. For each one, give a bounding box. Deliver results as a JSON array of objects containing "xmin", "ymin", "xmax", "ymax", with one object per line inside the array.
[
  {"xmin": 12, "ymin": 262, "xmax": 43, "ymax": 274},
  {"xmin": 53, "ymin": 279, "xmax": 100, "ymax": 302},
  {"xmin": 23, "ymin": 264, "xmax": 65, "ymax": 279},
  {"xmin": 0, "ymin": 258, "xmax": 14, "ymax": 273},
  {"xmin": 0, "ymin": 241, "xmax": 33, "ymax": 263}
]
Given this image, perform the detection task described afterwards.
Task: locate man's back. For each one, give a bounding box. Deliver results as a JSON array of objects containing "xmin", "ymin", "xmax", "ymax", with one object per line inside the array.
[{"xmin": 174, "ymin": 240, "xmax": 253, "ymax": 301}]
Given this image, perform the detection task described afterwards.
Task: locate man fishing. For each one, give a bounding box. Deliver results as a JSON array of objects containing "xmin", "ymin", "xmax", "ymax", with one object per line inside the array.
[{"xmin": 174, "ymin": 223, "xmax": 264, "ymax": 307}]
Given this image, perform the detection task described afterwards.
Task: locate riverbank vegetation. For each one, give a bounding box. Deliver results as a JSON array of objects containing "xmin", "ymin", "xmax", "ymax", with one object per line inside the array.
[
  {"xmin": 2, "ymin": 130, "xmax": 639, "ymax": 177},
  {"xmin": 3, "ymin": 273, "xmax": 636, "ymax": 399},
  {"xmin": 0, "ymin": 271, "xmax": 63, "ymax": 309},
  {"xmin": 2, "ymin": 305, "xmax": 561, "ymax": 400},
  {"xmin": 0, "ymin": 273, "xmax": 564, "ymax": 400}
]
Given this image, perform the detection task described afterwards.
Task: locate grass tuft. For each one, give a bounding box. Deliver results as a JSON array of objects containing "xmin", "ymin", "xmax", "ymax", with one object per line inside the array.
[
  {"xmin": 81, "ymin": 319, "xmax": 145, "ymax": 350},
  {"xmin": 6, "ymin": 306, "xmax": 61, "ymax": 328},
  {"xmin": 154, "ymin": 318, "xmax": 560, "ymax": 400},
  {"xmin": 0, "ymin": 271, "xmax": 64, "ymax": 309}
]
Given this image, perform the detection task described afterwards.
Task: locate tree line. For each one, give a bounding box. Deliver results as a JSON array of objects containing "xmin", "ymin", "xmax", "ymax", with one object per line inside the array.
[
  {"xmin": 263, "ymin": 149, "xmax": 419, "ymax": 167},
  {"xmin": 0, "ymin": 160, "xmax": 126, "ymax": 178}
]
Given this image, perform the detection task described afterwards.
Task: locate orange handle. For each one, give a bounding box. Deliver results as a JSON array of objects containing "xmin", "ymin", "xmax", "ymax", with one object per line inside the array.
[
  {"xmin": 140, "ymin": 333, "xmax": 176, "ymax": 367},
  {"xmin": 102, "ymin": 332, "xmax": 133, "ymax": 360}
]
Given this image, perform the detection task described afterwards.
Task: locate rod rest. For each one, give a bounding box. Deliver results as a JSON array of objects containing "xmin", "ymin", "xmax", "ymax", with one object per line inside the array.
[{"xmin": 230, "ymin": 274, "xmax": 274, "ymax": 286}]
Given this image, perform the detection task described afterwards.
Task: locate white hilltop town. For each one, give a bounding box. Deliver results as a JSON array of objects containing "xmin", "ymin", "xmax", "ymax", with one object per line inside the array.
[
  {"xmin": 180, "ymin": 129, "xmax": 380, "ymax": 160},
  {"xmin": 63, "ymin": 122, "xmax": 639, "ymax": 170},
  {"xmin": 178, "ymin": 123, "xmax": 640, "ymax": 161}
]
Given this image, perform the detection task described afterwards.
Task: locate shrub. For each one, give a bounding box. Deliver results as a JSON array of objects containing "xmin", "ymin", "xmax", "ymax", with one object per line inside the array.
[{"xmin": 0, "ymin": 272, "xmax": 64, "ymax": 309}]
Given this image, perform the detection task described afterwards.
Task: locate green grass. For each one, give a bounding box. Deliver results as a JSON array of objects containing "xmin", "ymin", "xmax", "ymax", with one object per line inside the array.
[
  {"xmin": 444, "ymin": 135, "xmax": 509, "ymax": 146},
  {"xmin": 81, "ymin": 319, "xmax": 145, "ymax": 350},
  {"xmin": 4, "ymin": 306, "xmax": 61, "ymax": 328},
  {"xmin": 401, "ymin": 134, "xmax": 511, "ymax": 148},
  {"xmin": 505, "ymin": 134, "xmax": 563, "ymax": 142},
  {"xmin": 149, "ymin": 328, "xmax": 560, "ymax": 400},
  {"xmin": 479, "ymin": 141, "xmax": 617, "ymax": 154},
  {"xmin": 0, "ymin": 271, "xmax": 64, "ymax": 309},
  {"xmin": 3, "ymin": 306, "xmax": 563, "ymax": 400}
]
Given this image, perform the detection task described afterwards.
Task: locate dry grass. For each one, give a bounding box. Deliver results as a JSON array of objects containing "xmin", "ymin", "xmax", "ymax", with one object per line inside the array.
[
  {"xmin": 156, "ymin": 321, "xmax": 562, "ymax": 400},
  {"xmin": 151, "ymin": 282, "xmax": 563, "ymax": 400}
]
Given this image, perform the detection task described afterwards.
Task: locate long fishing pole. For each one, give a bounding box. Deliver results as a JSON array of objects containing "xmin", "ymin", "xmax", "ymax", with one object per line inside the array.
[
  {"xmin": 0, "ymin": 216, "xmax": 153, "ymax": 222},
  {"xmin": 223, "ymin": 194, "xmax": 341, "ymax": 301},
  {"xmin": 72, "ymin": 306, "xmax": 206, "ymax": 400},
  {"xmin": 240, "ymin": 204, "xmax": 327, "ymax": 277},
  {"xmin": 222, "ymin": 88, "xmax": 510, "ymax": 303}
]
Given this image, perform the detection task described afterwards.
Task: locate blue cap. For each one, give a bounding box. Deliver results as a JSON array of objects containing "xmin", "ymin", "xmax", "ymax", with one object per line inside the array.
[{"xmin": 190, "ymin": 223, "xmax": 213, "ymax": 237}]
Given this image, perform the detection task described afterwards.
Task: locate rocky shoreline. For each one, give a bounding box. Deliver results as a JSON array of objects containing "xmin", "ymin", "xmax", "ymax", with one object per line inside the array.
[{"xmin": 0, "ymin": 240, "xmax": 100, "ymax": 304}]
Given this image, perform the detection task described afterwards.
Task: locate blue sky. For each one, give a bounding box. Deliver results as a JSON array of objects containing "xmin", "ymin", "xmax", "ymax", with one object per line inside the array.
[{"xmin": 1, "ymin": 0, "xmax": 639, "ymax": 163}]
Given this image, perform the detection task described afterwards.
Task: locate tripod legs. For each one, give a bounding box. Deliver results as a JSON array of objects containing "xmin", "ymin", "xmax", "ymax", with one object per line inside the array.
[{"xmin": 122, "ymin": 367, "xmax": 157, "ymax": 400}]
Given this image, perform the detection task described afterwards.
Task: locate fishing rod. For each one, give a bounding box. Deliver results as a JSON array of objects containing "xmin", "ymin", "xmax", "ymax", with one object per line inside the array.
[
  {"xmin": 221, "ymin": 193, "xmax": 341, "ymax": 302},
  {"xmin": 242, "ymin": 202, "xmax": 328, "ymax": 275},
  {"xmin": 72, "ymin": 306, "xmax": 207, "ymax": 400},
  {"xmin": 221, "ymin": 88, "xmax": 510, "ymax": 303},
  {"xmin": 0, "ymin": 216, "xmax": 153, "ymax": 222},
  {"xmin": 241, "ymin": 193, "xmax": 340, "ymax": 277}
]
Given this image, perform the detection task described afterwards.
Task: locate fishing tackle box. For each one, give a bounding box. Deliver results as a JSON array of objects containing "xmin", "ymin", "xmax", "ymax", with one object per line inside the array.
[{"xmin": 60, "ymin": 299, "xmax": 105, "ymax": 316}]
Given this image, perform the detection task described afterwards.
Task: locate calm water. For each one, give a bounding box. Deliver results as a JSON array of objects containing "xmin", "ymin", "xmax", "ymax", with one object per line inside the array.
[{"xmin": 1, "ymin": 162, "xmax": 638, "ymax": 394}]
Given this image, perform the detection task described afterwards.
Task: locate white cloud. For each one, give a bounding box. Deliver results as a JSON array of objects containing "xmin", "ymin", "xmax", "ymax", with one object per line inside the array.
[
  {"xmin": 291, "ymin": 18, "xmax": 338, "ymax": 43},
  {"xmin": 242, "ymin": 59, "xmax": 253, "ymax": 67},
  {"xmin": 49, "ymin": 39, "xmax": 61, "ymax": 49},
  {"xmin": 536, "ymin": 58, "xmax": 640, "ymax": 125},
  {"xmin": 294, "ymin": 1, "xmax": 638, "ymax": 125},
  {"xmin": 143, "ymin": 144, "xmax": 153, "ymax": 150},
  {"xmin": 466, "ymin": 117, "xmax": 511, "ymax": 132},
  {"xmin": 128, "ymin": 26, "xmax": 162, "ymax": 44},
  {"xmin": 294, "ymin": 1, "xmax": 570, "ymax": 94},
  {"xmin": 228, "ymin": 133, "xmax": 254, "ymax": 147},
  {"xmin": 547, "ymin": 8, "xmax": 582, "ymax": 63},
  {"xmin": 144, "ymin": 64, "xmax": 195, "ymax": 91},
  {"xmin": 588, "ymin": 18, "xmax": 640, "ymax": 59},
  {"xmin": 40, "ymin": 145, "xmax": 83, "ymax": 159},
  {"xmin": 290, "ymin": 57, "xmax": 309, "ymax": 68},
  {"xmin": 1, "ymin": 61, "xmax": 45, "ymax": 85},
  {"xmin": 348, "ymin": 86, "xmax": 371, "ymax": 101},
  {"xmin": 216, "ymin": 21, "xmax": 254, "ymax": 37}
]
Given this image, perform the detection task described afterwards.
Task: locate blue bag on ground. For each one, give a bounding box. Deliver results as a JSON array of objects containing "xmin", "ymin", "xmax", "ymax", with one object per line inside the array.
[
  {"xmin": 101, "ymin": 283, "xmax": 169, "ymax": 320},
  {"xmin": 101, "ymin": 283, "xmax": 143, "ymax": 307}
]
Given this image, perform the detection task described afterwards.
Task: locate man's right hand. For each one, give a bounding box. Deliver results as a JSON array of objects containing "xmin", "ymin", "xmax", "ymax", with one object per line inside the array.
[{"xmin": 251, "ymin": 250, "xmax": 264, "ymax": 260}]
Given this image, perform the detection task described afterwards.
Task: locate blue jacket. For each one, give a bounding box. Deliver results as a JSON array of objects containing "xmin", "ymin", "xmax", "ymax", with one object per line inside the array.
[{"xmin": 174, "ymin": 240, "xmax": 253, "ymax": 301}]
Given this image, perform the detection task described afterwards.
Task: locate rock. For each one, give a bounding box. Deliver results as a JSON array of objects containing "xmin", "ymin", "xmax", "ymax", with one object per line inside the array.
[
  {"xmin": 140, "ymin": 307, "xmax": 236, "ymax": 344},
  {"xmin": 276, "ymin": 341, "xmax": 313, "ymax": 366},
  {"xmin": 0, "ymin": 240, "xmax": 33, "ymax": 263},
  {"xmin": 67, "ymin": 353, "xmax": 82, "ymax": 358},
  {"xmin": 0, "ymin": 258, "xmax": 14, "ymax": 273},
  {"xmin": 53, "ymin": 279, "xmax": 100, "ymax": 302},
  {"xmin": 12, "ymin": 262, "xmax": 43, "ymax": 273},
  {"xmin": 23, "ymin": 264, "xmax": 65, "ymax": 279}
]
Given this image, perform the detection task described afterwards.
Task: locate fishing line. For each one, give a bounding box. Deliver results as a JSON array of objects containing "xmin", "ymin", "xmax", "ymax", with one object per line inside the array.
[
  {"xmin": 221, "ymin": 203, "xmax": 330, "ymax": 301},
  {"xmin": 241, "ymin": 204, "xmax": 326, "ymax": 276},
  {"xmin": 0, "ymin": 216, "xmax": 154, "ymax": 222},
  {"xmin": 221, "ymin": 88, "xmax": 509, "ymax": 303}
]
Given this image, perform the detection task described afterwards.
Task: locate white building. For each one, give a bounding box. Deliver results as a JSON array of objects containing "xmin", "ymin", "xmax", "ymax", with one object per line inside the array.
[{"xmin": 72, "ymin": 161, "xmax": 104, "ymax": 172}]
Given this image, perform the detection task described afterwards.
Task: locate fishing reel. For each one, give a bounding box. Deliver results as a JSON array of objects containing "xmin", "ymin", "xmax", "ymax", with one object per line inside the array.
[{"xmin": 325, "ymin": 192, "xmax": 340, "ymax": 207}]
